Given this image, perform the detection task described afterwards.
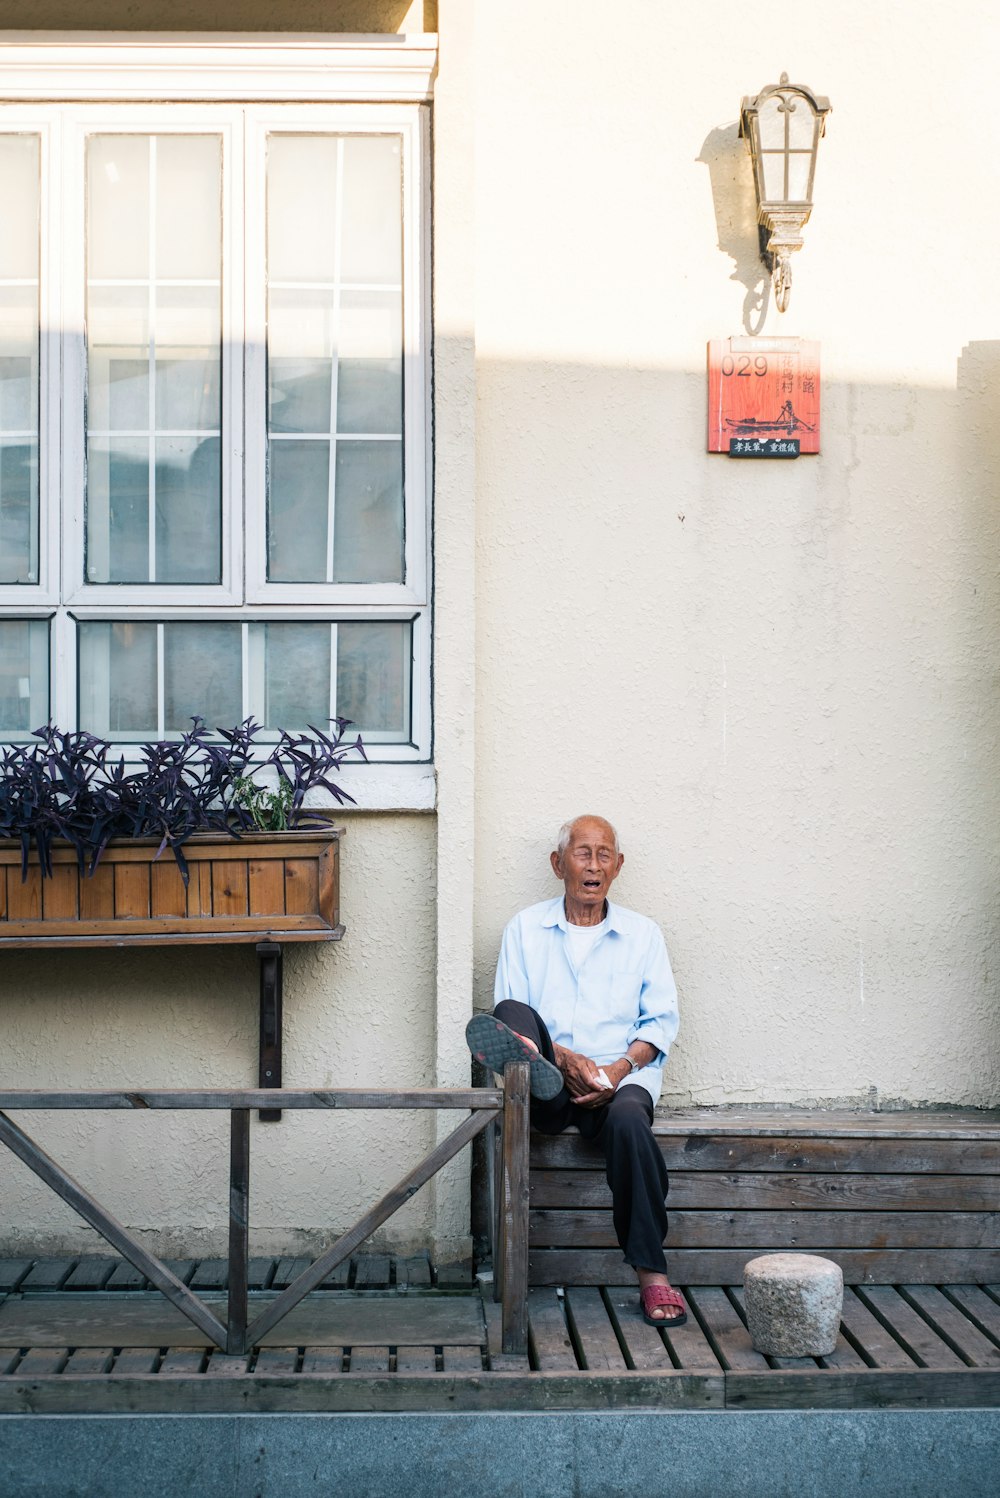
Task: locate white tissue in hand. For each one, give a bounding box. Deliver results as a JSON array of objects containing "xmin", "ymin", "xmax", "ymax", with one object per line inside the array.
[{"xmin": 593, "ymin": 1068, "xmax": 613, "ymax": 1089}]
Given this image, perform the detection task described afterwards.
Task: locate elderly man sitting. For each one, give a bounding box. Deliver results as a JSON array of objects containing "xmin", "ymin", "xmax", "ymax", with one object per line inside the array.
[{"xmin": 467, "ymin": 815, "xmax": 685, "ymax": 1327}]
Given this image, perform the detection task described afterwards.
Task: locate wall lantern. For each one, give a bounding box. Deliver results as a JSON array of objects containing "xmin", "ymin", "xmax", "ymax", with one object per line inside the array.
[{"xmin": 739, "ymin": 73, "xmax": 831, "ymax": 312}]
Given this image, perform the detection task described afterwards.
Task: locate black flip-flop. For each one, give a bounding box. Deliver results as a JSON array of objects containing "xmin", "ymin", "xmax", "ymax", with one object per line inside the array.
[{"xmin": 465, "ymin": 1014, "xmax": 564, "ymax": 1100}]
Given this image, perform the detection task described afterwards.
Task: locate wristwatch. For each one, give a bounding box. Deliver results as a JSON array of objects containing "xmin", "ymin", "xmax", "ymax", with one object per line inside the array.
[{"xmin": 620, "ymin": 1055, "xmax": 640, "ymax": 1075}]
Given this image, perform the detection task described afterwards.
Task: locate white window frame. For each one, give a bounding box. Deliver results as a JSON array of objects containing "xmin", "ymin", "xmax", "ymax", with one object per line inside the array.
[{"xmin": 0, "ymin": 37, "xmax": 435, "ymax": 799}]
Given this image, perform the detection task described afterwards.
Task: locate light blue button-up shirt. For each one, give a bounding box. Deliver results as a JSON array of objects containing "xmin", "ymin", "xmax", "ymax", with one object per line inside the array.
[{"xmin": 493, "ymin": 896, "xmax": 680, "ymax": 1105}]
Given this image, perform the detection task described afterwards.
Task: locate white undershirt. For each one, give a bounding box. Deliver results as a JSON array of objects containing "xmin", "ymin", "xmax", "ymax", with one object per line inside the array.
[{"xmin": 564, "ymin": 914, "xmax": 609, "ymax": 970}]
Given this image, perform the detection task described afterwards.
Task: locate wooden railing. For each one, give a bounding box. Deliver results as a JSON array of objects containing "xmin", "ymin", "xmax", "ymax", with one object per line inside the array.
[{"xmin": 0, "ymin": 1069, "xmax": 531, "ymax": 1356}]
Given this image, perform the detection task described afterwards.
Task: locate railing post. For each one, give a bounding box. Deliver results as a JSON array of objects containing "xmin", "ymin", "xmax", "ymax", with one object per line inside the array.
[
  {"xmin": 227, "ymin": 1108, "xmax": 250, "ymax": 1355},
  {"xmin": 500, "ymin": 1059, "xmax": 530, "ymax": 1355}
]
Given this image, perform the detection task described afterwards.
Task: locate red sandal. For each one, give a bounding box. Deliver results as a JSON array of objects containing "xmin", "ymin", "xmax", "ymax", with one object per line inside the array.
[{"xmin": 640, "ymin": 1282, "xmax": 688, "ymax": 1328}]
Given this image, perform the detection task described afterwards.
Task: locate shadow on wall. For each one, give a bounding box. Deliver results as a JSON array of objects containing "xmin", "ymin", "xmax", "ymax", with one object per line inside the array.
[{"xmin": 697, "ymin": 123, "xmax": 771, "ymax": 336}]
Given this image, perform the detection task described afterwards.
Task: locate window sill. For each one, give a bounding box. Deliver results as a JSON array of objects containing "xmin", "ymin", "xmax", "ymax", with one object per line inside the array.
[{"xmin": 318, "ymin": 760, "xmax": 436, "ymax": 813}]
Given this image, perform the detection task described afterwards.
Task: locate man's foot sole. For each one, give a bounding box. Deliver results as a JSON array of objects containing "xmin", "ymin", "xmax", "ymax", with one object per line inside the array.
[{"xmin": 465, "ymin": 1014, "xmax": 564, "ymax": 1100}]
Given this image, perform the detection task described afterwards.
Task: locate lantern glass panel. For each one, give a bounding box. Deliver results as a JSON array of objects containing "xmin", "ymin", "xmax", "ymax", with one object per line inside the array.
[
  {"xmin": 757, "ymin": 98, "xmax": 786, "ymax": 149},
  {"xmin": 786, "ymin": 151, "xmax": 813, "ymax": 202},
  {"xmin": 786, "ymin": 101, "xmax": 816, "ymax": 148},
  {"xmin": 761, "ymin": 152, "xmax": 787, "ymax": 202}
]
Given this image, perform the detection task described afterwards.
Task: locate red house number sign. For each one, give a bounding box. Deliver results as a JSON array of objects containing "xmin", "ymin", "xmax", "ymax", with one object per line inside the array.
[{"xmin": 707, "ymin": 337, "xmax": 820, "ymax": 456}]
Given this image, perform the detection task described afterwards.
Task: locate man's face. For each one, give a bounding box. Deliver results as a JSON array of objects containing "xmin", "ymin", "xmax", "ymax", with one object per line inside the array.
[{"xmin": 550, "ymin": 817, "xmax": 624, "ymax": 912}]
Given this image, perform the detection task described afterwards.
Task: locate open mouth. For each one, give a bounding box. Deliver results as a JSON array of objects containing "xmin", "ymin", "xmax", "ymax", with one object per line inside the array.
[{"xmin": 582, "ymin": 879, "xmax": 602, "ymax": 891}]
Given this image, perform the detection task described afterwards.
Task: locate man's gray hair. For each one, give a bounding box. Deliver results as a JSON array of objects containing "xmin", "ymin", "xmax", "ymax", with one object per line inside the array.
[{"xmin": 556, "ymin": 817, "xmax": 620, "ymax": 858}]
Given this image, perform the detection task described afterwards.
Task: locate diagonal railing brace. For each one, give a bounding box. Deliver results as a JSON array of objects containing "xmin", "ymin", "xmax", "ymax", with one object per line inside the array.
[
  {"xmin": 245, "ymin": 1107, "xmax": 499, "ymax": 1348},
  {"xmin": 0, "ymin": 1109, "xmax": 228, "ymax": 1350}
]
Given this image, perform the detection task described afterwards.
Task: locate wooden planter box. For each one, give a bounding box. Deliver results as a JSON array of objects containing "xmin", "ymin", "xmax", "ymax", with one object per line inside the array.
[{"xmin": 0, "ymin": 828, "xmax": 342, "ymax": 948}]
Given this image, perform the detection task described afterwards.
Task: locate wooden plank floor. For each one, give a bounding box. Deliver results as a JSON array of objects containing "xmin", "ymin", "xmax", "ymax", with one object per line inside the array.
[{"xmin": 2, "ymin": 1257, "xmax": 1000, "ymax": 1412}]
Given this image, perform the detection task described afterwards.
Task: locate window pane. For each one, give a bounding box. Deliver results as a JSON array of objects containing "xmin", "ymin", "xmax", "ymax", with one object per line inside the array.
[
  {"xmin": 78, "ymin": 620, "xmax": 156, "ymax": 739},
  {"xmin": 86, "ymin": 135, "xmax": 222, "ymax": 585},
  {"xmin": 163, "ymin": 621, "xmax": 241, "ymax": 732},
  {"xmin": 266, "ymin": 134, "xmax": 404, "ymax": 586},
  {"xmin": 786, "ymin": 152, "xmax": 812, "ymax": 202},
  {"xmin": 340, "ymin": 136, "xmax": 402, "ymax": 284},
  {"xmin": 337, "ymin": 290, "xmax": 402, "ymax": 435},
  {"xmin": 336, "ymin": 620, "xmax": 410, "ymax": 740},
  {"xmin": 252, "ymin": 621, "xmax": 332, "ymax": 731},
  {"xmin": 87, "ymin": 438, "xmax": 149, "ymax": 583},
  {"xmin": 267, "ymin": 135, "xmax": 339, "ymax": 283},
  {"xmin": 0, "ymin": 618, "xmax": 47, "ymax": 735},
  {"xmin": 334, "ymin": 441, "xmax": 403, "ymax": 583},
  {"xmin": 155, "ymin": 437, "xmax": 221, "ymax": 584},
  {"xmin": 269, "ymin": 288, "xmax": 335, "ymax": 435},
  {"xmin": 268, "ymin": 439, "xmax": 329, "ymax": 582},
  {"xmin": 0, "ymin": 136, "xmax": 40, "ymax": 586}
]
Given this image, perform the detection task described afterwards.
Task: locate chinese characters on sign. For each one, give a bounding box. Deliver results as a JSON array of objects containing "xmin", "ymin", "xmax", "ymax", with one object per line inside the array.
[{"xmin": 707, "ymin": 338, "xmax": 820, "ymax": 456}]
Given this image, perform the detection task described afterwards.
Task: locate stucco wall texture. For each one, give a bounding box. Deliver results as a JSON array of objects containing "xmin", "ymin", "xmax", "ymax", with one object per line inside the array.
[
  {"xmin": 2, "ymin": 815, "xmax": 438, "ymax": 1255},
  {"xmin": 469, "ymin": 0, "xmax": 1000, "ymax": 1111}
]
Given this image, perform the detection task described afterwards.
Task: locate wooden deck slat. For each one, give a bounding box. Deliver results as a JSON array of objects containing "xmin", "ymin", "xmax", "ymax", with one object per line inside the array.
[
  {"xmin": 300, "ymin": 1348, "xmax": 344, "ymax": 1374},
  {"xmin": 442, "ymin": 1344, "xmax": 483, "ymax": 1371},
  {"xmin": 0, "ymin": 1349, "xmax": 21, "ymax": 1375},
  {"xmin": 602, "ymin": 1286, "xmax": 676, "ymax": 1371},
  {"xmin": 247, "ymin": 1258, "xmax": 275, "ymax": 1291},
  {"xmin": 104, "ymin": 1263, "xmax": 148, "ymax": 1291},
  {"xmin": 16, "ymin": 1348, "xmax": 68, "ymax": 1375},
  {"xmin": 272, "ymin": 1257, "xmax": 312, "ymax": 1290},
  {"xmin": 254, "ymin": 1348, "xmax": 299, "ymax": 1375},
  {"xmin": 19, "ymin": 1259, "xmax": 75, "ymax": 1291},
  {"xmin": 855, "ymin": 1286, "xmax": 965, "ymax": 1369},
  {"xmin": 354, "ymin": 1255, "xmax": 392, "ymax": 1289},
  {"xmin": 529, "ymin": 1248, "xmax": 1000, "ymax": 1286},
  {"xmin": 531, "ymin": 1169, "xmax": 1000, "ymax": 1212},
  {"xmin": 159, "ymin": 1349, "xmax": 206, "ymax": 1374},
  {"xmin": 527, "ymin": 1289, "xmax": 577, "ymax": 1371},
  {"xmin": 0, "ymin": 1260, "xmax": 33, "ymax": 1293},
  {"xmin": 63, "ymin": 1257, "xmax": 118, "ymax": 1291},
  {"xmin": 725, "ymin": 1368, "xmax": 1000, "ymax": 1411},
  {"xmin": 204, "ymin": 1352, "xmax": 250, "ymax": 1377},
  {"xmin": 190, "ymin": 1260, "xmax": 229, "ymax": 1291},
  {"xmin": 320, "ymin": 1259, "xmax": 352, "ymax": 1289},
  {"xmin": 110, "ymin": 1348, "xmax": 159, "ymax": 1374},
  {"xmin": 942, "ymin": 1284, "xmax": 1000, "ymax": 1347},
  {"xmin": 395, "ymin": 1346, "xmax": 437, "ymax": 1372},
  {"xmin": 62, "ymin": 1348, "xmax": 114, "ymax": 1374},
  {"xmin": 0, "ymin": 1291, "xmax": 483, "ymax": 1349},
  {"xmin": 564, "ymin": 1287, "xmax": 627, "ymax": 1371},
  {"xmin": 397, "ymin": 1255, "xmax": 433, "ymax": 1289},
  {"xmin": 817, "ymin": 1332, "xmax": 869, "ymax": 1371},
  {"xmin": 837, "ymin": 1287, "xmax": 915, "ymax": 1369},
  {"xmin": 530, "ymin": 1209, "xmax": 999, "ymax": 1249},
  {"xmin": 900, "ymin": 1285, "xmax": 1000, "ymax": 1367},
  {"xmin": 686, "ymin": 1288, "xmax": 769, "ymax": 1371},
  {"xmin": 347, "ymin": 1346, "xmax": 390, "ymax": 1373},
  {"xmin": 530, "ymin": 1134, "xmax": 1000, "ymax": 1174}
]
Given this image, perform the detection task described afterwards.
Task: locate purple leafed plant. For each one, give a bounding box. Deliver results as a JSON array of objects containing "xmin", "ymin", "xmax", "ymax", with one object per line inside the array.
[{"xmin": 0, "ymin": 717, "xmax": 365, "ymax": 885}]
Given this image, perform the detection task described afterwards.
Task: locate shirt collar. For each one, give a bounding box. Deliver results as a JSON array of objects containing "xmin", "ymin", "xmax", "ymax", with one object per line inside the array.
[{"xmin": 541, "ymin": 896, "xmax": 626, "ymax": 935}]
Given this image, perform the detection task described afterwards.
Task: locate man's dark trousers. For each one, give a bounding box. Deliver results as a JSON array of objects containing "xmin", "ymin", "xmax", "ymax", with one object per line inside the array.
[{"xmin": 494, "ymin": 998, "xmax": 670, "ymax": 1273}]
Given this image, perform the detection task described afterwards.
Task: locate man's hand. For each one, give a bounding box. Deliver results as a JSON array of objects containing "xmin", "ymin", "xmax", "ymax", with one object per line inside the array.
[
  {"xmin": 553, "ymin": 1043, "xmax": 605, "ymax": 1100},
  {"xmin": 554, "ymin": 1049, "xmax": 633, "ymax": 1108}
]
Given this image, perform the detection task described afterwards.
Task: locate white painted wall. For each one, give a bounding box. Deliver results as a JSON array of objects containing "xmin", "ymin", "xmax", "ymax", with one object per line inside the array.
[{"xmin": 469, "ymin": 0, "xmax": 1000, "ymax": 1109}]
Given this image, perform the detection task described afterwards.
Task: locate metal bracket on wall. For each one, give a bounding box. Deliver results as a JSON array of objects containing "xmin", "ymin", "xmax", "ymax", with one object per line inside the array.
[{"xmin": 257, "ymin": 941, "xmax": 284, "ymax": 1122}]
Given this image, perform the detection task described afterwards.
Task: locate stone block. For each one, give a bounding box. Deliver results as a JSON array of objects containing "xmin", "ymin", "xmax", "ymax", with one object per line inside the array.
[{"xmin": 744, "ymin": 1252, "xmax": 844, "ymax": 1358}]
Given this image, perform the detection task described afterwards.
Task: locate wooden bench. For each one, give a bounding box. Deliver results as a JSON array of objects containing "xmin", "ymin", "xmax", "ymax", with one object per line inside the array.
[{"xmin": 528, "ymin": 1107, "xmax": 1000, "ymax": 1286}]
